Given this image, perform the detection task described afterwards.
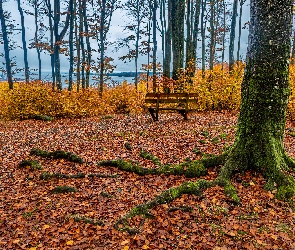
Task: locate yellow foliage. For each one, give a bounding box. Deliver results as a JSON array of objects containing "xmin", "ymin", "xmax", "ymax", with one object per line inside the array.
[
  {"xmin": 2, "ymin": 63, "xmax": 295, "ymax": 120},
  {"xmin": 103, "ymin": 81, "xmax": 145, "ymax": 114},
  {"xmin": 0, "ymin": 80, "xmax": 143, "ymax": 120},
  {"xmin": 287, "ymin": 63, "xmax": 295, "ymax": 120}
]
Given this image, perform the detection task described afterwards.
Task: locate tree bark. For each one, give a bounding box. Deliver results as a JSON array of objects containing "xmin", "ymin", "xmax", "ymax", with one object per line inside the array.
[
  {"xmin": 200, "ymin": 0, "xmax": 206, "ymax": 76},
  {"xmin": 99, "ymin": 0, "xmax": 106, "ymax": 95},
  {"xmin": 33, "ymin": 0, "xmax": 42, "ymax": 81},
  {"xmin": 229, "ymin": 0, "xmax": 238, "ymax": 71},
  {"xmin": 0, "ymin": 2, "xmax": 13, "ymax": 89},
  {"xmin": 171, "ymin": 0, "xmax": 185, "ymax": 80},
  {"xmin": 151, "ymin": 0, "xmax": 158, "ymax": 92},
  {"xmin": 17, "ymin": 0, "xmax": 29, "ymax": 83},
  {"xmin": 220, "ymin": 0, "xmax": 295, "ymax": 200},
  {"xmin": 68, "ymin": 0, "xmax": 74, "ymax": 91},
  {"xmin": 236, "ymin": 0, "xmax": 245, "ymax": 61}
]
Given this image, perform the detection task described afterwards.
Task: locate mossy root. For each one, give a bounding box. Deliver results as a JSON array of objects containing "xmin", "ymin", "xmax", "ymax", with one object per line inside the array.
[
  {"xmin": 18, "ymin": 160, "xmax": 42, "ymax": 170},
  {"xmin": 30, "ymin": 148, "xmax": 84, "ymax": 163},
  {"xmin": 114, "ymin": 179, "xmax": 213, "ymax": 234}
]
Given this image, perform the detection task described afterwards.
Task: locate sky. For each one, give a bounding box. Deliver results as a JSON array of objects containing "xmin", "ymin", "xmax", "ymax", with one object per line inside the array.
[{"xmin": 0, "ymin": 0, "xmax": 250, "ymax": 77}]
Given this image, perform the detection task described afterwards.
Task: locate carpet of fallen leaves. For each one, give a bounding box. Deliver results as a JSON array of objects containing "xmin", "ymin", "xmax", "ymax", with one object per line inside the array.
[{"xmin": 1, "ymin": 111, "xmax": 295, "ymax": 250}]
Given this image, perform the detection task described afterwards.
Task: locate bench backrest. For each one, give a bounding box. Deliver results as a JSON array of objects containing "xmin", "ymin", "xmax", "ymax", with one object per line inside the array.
[{"xmin": 145, "ymin": 93, "xmax": 198, "ymax": 104}]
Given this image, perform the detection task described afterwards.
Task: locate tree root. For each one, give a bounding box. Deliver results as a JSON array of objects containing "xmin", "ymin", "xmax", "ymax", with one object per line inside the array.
[
  {"xmin": 114, "ymin": 179, "xmax": 214, "ymax": 234},
  {"xmin": 30, "ymin": 148, "xmax": 84, "ymax": 163},
  {"xmin": 98, "ymin": 151, "xmax": 228, "ymax": 178},
  {"xmin": 39, "ymin": 171, "xmax": 119, "ymax": 180},
  {"xmin": 18, "ymin": 160, "xmax": 42, "ymax": 170},
  {"xmin": 109, "ymin": 146, "xmax": 295, "ymax": 234},
  {"xmin": 69, "ymin": 214, "xmax": 104, "ymax": 226}
]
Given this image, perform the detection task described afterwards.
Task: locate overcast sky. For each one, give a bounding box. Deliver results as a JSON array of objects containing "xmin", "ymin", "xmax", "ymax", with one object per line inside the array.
[{"xmin": 0, "ymin": 0, "xmax": 250, "ymax": 76}]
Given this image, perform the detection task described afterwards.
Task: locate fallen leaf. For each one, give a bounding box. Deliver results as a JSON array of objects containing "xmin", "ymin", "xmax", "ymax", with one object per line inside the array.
[
  {"xmin": 121, "ymin": 240, "xmax": 130, "ymax": 245},
  {"xmin": 66, "ymin": 240, "xmax": 74, "ymax": 246}
]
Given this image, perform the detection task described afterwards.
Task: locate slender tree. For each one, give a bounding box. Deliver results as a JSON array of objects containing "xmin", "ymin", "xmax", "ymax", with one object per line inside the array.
[
  {"xmin": 163, "ymin": 0, "xmax": 172, "ymax": 80},
  {"xmin": 119, "ymin": 0, "xmax": 149, "ymax": 89},
  {"xmin": 236, "ymin": 0, "xmax": 245, "ymax": 61},
  {"xmin": 208, "ymin": 0, "xmax": 216, "ymax": 70},
  {"xmin": 150, "ymin": 0, "xmax": 158, "ymax": 92},
  {"xmin": 45, "ymin": 0, "xmax": 55, "ymax": 88},
  {"xmin": 171, "ymin": 0, "xmax": 185, "ymax": 80},
  {"xmin": 82, "ymin": 0, "xmax": 91, "ymax": 88},
  {"xmin": 68, "ymin": 0, "xmax": 74, "ymax": 91},
  {"xmin": 0, "ymin": 1, "xmax": 13, "ymax": 89},
  {"xmin": 229, "ymin": 0, "xmax": 238, "ymax": 71},
  {"xmin": 200, "ymin": 0, "xmax": 207, "ymax": 75},
  {"xmin": 32, "ymin": 0, "xmax": 42, "ymax": 80},
  {"xmin": 16, "ymin": 0, "xmax": 29, "ymax": 83},
  {"xmin": 97, "ymin": 0, "xmax": 116, "ymax": 95}
]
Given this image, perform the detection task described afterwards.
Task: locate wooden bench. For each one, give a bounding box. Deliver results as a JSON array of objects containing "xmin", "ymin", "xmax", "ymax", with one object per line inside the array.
[{"xmin": 145, "ymin": 93, "xmax": 198, "ymax": 121}]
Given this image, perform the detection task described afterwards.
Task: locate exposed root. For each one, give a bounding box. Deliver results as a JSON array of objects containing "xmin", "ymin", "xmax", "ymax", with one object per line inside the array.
[
  {"xmin": 111, "ymin": 145, "xmax": 295, "ymax": 233},
  {"xmin": 139, "ymin": 150, "xmax": 162, "ymax": 166},
  {"xmin": 51, "ymin": 185, "xmax": 78, "ymax": 194},
  {"xmin": 40, "ymin": 171, "xmax": 119, "ymax": 180},
  {"xmin": 69, "ymin": 214, "xmax": 104, "ymax": 226},
  {"xmin": 98, "ymin": 158, "xmax": 208, "ymax": 177},
  {"xmin": 114, "ymin": 179, "xmax": 214, "ymax": 233},
  {"xmin": 167, "ymin": 205, "xmax": 193, "ymax": 213},
  {"xmin": 18, "ymin": 160, "xmax": 42, "ymax": 170},
  {"xmin": 30, "ymin": 148, "xmax": 84, "ymax": 163},
  {"xmin": 98, "ymin": 151, "xmax": 227, "ymax": 178}
]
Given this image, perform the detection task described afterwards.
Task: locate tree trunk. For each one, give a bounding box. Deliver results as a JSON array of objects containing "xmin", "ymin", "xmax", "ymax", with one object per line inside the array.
[
  {"xmin": 220, "ymin": 0, "xmax": 295, "ymax": 200},
  {"xmin": 17, "ymin": 0, "xmax": 29, "ymax": 83},
  {"xmin": 221, "ymin": 0, "xmax": 226, "ymax": 70},
  {"xmin": 75, "ymin": 0, "xmax": 80, "ymax": 92},
  {"xmin": 200, "ymin": 0, "xmax": 206, "ymax": 76},
  {"xmin": 236, "ymin": 0, "xmax": 245, "ymax": 61},
  {"xmin": 33, "ymin": 0, "xmax": 42, "ymax": 81},
  {"xmin": 82, "ymin": 0, "xmax": 91, "ymax": 88},
  {"xmin": 134, "ymin": 0, "xmax": 140, "ymax": 89},
  {"xmin": 151, "ymin": 0, "xmax": 157, "ymax": 92},
  {"xmin": 163, "ymin": 0, "xmax": 171, "ymax": 79},
  {"xmin": 45, "ymin": 0, "xmax": 55, "ymax": 89},
  {"xmin": 228, "ymin": 0, "xmax": 238, "ymax": 71},
  {"xmin": 99, "ymin": 0, "xmax": 106, "ymax": 95},
  {"xmin": 80, "ymin": 0, "xmax": 86, "ymax": 89},
  {"xmin": 209, "ymin": 0, "xmax": 215, "ymax": 70},
  {"xmin": 68, "ymin": 0, "xmax": 74, "ymax": 91},
  {"xmin": 171, "ymin": 0, "xmax": 185, "ymax": 80},
  {"xmin": 0, "ymin": 1, "xmax": 13, "ymax": 89}
]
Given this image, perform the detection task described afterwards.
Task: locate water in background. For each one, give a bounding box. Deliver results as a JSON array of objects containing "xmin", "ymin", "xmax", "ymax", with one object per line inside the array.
[{"xmin": 1, "ymin": 71, "xmax": 135, "ymax": 87}]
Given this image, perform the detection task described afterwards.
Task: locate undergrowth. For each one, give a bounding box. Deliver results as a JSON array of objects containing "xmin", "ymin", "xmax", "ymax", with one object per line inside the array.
[{"xmin": 2, "ymin": 63, "xmax": 295, "ymax": 120}]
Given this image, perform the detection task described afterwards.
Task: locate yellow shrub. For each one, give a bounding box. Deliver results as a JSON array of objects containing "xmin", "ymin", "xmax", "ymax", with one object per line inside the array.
[
  {"xmin": 103, "ymin": 81, "xmax": 145, "ymax": 114},
  {"xmin": 2, "ymin": 62, "xmax": 295, "ymax": 120},
  {"xmin": 288, "ymin": 64, "xmax": 295, "ymax": 121}
]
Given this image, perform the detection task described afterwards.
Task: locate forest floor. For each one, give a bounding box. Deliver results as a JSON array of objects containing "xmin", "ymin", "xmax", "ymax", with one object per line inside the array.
[{"xmin": 1, "ymin": 111, "xmax": 295, "ymax": 250}]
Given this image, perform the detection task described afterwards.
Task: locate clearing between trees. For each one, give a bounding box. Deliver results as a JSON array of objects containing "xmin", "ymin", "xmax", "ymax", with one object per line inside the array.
[{"xmin": 1, "ymin": 112, "xmax": 295, "ymax": 249}]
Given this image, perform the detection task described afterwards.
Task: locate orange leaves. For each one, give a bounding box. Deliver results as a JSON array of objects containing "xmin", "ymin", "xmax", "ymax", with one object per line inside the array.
[
  {"xmin": 0, "ymin": 81, "xmax": 142, "ymax": 120},
  {"xmin": 1, "ymin": 111, "xmax": 295, "ymax": 249}
]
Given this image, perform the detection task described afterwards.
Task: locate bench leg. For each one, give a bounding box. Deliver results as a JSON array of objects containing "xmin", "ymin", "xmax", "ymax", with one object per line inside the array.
[
  {"xmin": 178, "ymin": 110, "xmax": 188, "ymax": 120},
  {"xmin": 148, "ymin": 108, "xmax": 158, "ymax": 121}
]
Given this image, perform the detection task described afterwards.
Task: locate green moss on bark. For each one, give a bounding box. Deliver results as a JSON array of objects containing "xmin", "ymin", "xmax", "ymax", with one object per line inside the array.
[
  {"xmin": 30, "ymin": 148, "xmax": 84, "ymax": 163},
  {"xmin": 98, "ymin": 158, "xmax": 208, "ymax": 178},
  {"xmin": 52, "ymin": 185, "xmax": 78, "ymax": 194},
  {"xmin": 18, "ymin": 160, "xmax": 42, "ymax": 170}
]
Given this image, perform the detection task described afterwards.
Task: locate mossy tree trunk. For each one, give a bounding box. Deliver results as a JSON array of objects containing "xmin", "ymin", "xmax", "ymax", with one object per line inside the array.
[{"xmin": 219, "ymin": 0, "xmax": 295, "ymax": 200}]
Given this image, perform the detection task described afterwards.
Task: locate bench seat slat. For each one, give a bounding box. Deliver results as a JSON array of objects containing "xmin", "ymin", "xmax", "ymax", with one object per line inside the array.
[
  {"xmin": 149, "ymin": 107, "xmax": 196, "ymax": 111},
  {"xmin": 145, "ymin": 93, "xmax": 198, "ymax": 98},
  {"xmin": 145, "ymin": 99, "xmax": 198, "ymax": 103}
]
